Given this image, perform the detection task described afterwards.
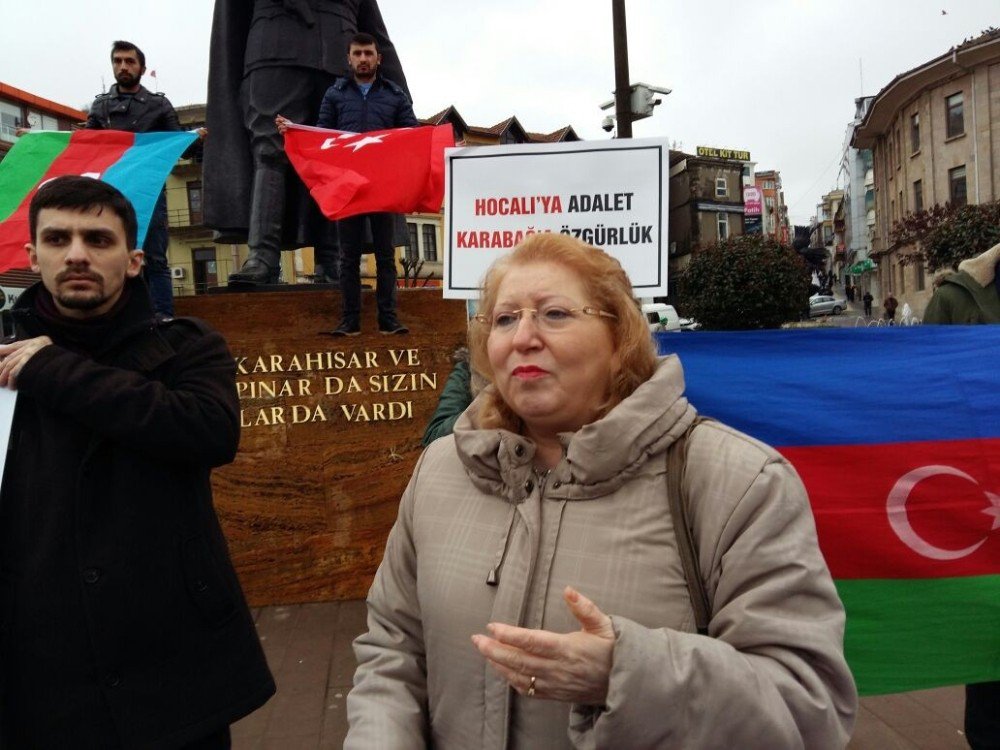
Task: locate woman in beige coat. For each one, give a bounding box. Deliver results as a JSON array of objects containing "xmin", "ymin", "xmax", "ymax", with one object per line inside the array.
[{"xmin": 345, "ymin": 234, "xmax": 857, "ymax": 749}]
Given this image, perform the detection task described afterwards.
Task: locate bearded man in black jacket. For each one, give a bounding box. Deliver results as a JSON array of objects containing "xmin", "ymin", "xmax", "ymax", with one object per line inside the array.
[{"xmin": 0, "ymin": 176, "xmax": 274, "ymax": 749}]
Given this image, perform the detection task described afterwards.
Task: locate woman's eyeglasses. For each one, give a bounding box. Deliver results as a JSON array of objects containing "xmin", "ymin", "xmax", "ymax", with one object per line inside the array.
[{"xmin": 474, "ymin": 306, "xmax": 617, "ymax": 334}]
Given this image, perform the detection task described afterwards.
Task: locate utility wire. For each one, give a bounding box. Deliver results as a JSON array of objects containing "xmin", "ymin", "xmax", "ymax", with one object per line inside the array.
[{"xmin": 787, "ymin": 150, "xmax": 843, "ymax": 222}]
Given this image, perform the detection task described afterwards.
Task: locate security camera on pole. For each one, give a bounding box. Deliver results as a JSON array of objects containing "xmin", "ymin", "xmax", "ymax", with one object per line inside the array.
[{"xmin": 602, "ymin": 1, "xmax": 670, "ymax": 137}]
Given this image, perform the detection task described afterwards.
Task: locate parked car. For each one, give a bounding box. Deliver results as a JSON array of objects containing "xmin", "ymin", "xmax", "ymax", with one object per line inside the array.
[
  {"xmin": 641, "ymin": 303, "xmax": 681, "ymax": 332},
  {"xmin": 809, "ymin": 294, "xmax": 847, "ymax": 317}
]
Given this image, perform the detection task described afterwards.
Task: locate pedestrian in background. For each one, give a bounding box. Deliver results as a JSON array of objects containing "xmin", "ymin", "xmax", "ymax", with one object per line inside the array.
[{"xmin": 884, "ymin": 293, "xmax": 898, "ymax": 323}]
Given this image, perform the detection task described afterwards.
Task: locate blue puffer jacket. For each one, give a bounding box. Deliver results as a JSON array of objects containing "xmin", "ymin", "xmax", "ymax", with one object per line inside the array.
[{"xmin": 317, "ymin": 75, "xmax": 419, "ymax": 133}]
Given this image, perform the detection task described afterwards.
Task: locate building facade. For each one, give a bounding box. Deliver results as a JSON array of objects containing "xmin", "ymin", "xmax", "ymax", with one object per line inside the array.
[
  {"xmin": 0, "ymin": 81, "xmax": 86, "ymax": 159},
  {"xmin": 839, "ymin": 96, "xmax": 876, "ymax": 296},
  {"xmin": 754, "ymin": 170, "xmax": 790, "ymax": 242},
  {"xmin": 852, "ymin": 29, "xmax": 1000, "ymax": 314}
]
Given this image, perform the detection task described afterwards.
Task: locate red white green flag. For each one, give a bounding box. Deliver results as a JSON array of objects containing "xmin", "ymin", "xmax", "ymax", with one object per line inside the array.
[
  {"xmin": 0, "ymin": 129, "xmax": 196, "ymax": 271},
  {"xmin": 660, "ymin": 326, "xmax": 1000, "ymax": 695}
]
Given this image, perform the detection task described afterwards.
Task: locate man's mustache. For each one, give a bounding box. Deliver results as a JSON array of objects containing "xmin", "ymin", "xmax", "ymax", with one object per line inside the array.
[{"xmin": 56, "ymin": 267, "xmax": 102, "ymax": 284}]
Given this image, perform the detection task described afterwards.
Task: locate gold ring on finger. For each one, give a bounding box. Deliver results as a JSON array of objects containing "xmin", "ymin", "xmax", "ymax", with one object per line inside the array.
[{"xmin": 527, "ymin": 675, "xmax": 536, "ymax": 697}]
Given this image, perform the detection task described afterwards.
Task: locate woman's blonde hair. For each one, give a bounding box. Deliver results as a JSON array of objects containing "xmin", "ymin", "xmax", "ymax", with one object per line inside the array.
[{"xmin": 469, "ymin": 233, "xmax": 657, "ymax": 432}]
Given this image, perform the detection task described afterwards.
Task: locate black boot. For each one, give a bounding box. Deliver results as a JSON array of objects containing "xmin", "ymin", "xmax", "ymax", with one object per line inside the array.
[
  {"xmin": 229, "ymin": 258, "xmax": 279, "ymax": 284},
  {"xmin": 229, "ymin": 166, "xmax": 284, "ymax": 286}
]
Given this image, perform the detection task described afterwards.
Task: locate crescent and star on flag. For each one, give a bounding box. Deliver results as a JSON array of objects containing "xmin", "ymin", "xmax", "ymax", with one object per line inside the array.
[
  {"xmin": 887, "ymin": 465, "xmax": 1000, "ymax": 560},
  {"xmin": 319, "ymin": 131, "xmax": 390, "ymax": 153}
]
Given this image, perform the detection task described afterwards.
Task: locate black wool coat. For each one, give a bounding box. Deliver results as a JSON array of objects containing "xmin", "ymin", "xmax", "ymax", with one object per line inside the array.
[{"xmin": 0, "ymin": 282, "xmax": 274, "ymax": 749}]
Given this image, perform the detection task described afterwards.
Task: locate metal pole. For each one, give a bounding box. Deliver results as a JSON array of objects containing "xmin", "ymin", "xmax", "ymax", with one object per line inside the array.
[{"xmin": 612, "ymin": 0, "xmax": 632, "ymax": 138}]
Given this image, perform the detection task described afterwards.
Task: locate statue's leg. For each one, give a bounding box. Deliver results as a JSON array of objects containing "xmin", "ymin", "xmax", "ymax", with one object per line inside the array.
[{"xmin": 230, "ymin": 68, "xmax": 317, "ymax": 284}]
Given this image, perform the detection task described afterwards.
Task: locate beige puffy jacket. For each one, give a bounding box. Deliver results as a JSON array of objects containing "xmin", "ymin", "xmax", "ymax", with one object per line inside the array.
[{"xmin": 345, "ymin": 356, "xmax": 858, "ymax": 749}]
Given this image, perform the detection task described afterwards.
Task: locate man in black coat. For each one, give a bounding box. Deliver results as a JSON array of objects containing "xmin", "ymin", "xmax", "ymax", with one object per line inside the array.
[
  {"xmin": 85, "ymin": 40, "xmax": 205, "ymax": 318},
  {"xmin": 205, "ymin": 0, "xmax": 409, "ymax": 285},
  {"xmin": 0, "ymin": 176, "xmax": 274, "ymax": 748}
]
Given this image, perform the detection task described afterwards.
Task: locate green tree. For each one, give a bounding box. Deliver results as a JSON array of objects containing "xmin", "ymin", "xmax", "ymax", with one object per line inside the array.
[{"xmin": 679, "ymin": 235, "xmax": 811, "ymax": 330}]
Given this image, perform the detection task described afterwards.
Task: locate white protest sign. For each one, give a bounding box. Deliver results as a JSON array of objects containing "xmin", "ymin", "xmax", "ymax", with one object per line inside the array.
[
  {"xmin": 0, "ymin": 390, "xmax": 15, "ymax": 485},
  {"xmin": 443, "ymin": 138, "xmax": 669, "ymax": 299}
]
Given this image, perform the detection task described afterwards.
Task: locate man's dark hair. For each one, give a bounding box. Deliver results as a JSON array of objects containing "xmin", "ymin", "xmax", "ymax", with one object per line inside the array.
[
  {"xmin": 29, "ymin": 176, "xmax": 138, "ymax": 249},
  {"xmin": 349, "ymin": 32, "xmax": 378, "ymax": 51},
  {"xmin": 111, "ymin": 40, "xmax": 145, "ymax": 68}
]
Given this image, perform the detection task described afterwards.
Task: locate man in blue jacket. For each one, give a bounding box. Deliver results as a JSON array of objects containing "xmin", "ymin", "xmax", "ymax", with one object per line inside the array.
[{"xmin": 278, "ymin": 32, "xmax": 418, "ymax": 335}]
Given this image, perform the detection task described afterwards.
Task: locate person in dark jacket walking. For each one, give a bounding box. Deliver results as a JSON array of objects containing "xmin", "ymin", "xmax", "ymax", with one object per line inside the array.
[
  {"xmin": 862, "ymin": 290, "xmax": 874, "ymax": 317},
  {"xmin": 0, "ymin": 176, "xmax": 274, "ymax": 749},
  {"xmin": 923, "ymin": 240, "xmax": 1000, "ymax": 750},
  {"xmin": 277, "ymin": 31, "xmax": 419, "ymax": 335},
  {"xmin": 84, "ymin": 40, "xmax": 205, "ymax": 318},
  {"xmin": 883, "ymin": 292, "xmax": 898, "ymax": 323}
]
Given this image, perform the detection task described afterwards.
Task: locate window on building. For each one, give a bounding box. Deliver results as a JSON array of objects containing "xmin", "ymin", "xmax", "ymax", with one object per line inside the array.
[
  {"xmin": 405, "ymin": 222, "xmax": 419, "ymax": 261},
  {"xmin": 946, "ymin": 93, "xmax": 964, "ymax": 138},
  {"xmin": 717, "ymin": 212, "xmax": 729, "ymax": 241},
  {"xmin": 913, "ymin": 179, "xmax": 923, "ymax": 213},
  {"xmin": 765, "ymin": 196, "xmax": 775, "ymax": 212},
  {"xmin": 949, "ymin": 165, "xmax": 967, "ymax": 207},
  {"xmin": 421, "ymin": 224, "xmax": 438, "ymax": 261},
  {"xmin": 186, "ymin": 181, "xmax": 203, "ymax": 225},
  {"xmin": 764, "ymin": 180, "xmax": 775, "ymax": 190},
  {"xmin": 915, "ymin": 260, "xmax": 925, "ymax": 291},
  {"xmin": 910, "ymin": 113, "xmax": 920, "ymax": 153},
  {"xmin": 891, "ymin": 198, "xmax": 895, "ymax": 221},
  {"xmin": 715, "ymin": 177, "xmax": 727, "ymax": 197},
  {"xmin": 898, "ymin": 263, "xmax": 905, "ymax": 294},
  {"xmin": 26, "ymin": 110, "xmax": 58, "ymax": 132},
  {"xmin": 895, "ymin": 129, "xmax": 901, "ymax": 165},
  {"xmin": 0, "ymin": 100, "xmax": 21, "ymax": 142}
]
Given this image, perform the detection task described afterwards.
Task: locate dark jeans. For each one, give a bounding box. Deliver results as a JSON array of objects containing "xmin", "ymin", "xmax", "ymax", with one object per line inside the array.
[
  {"xmin": 966, "ymin": 681, "xmax": 1000, "ymax": 750},
  {"xmin": 338, "ymin": 213, "xmax": 398, "ymax": 324},
  {"xmin": 143, "ymin": 190, "xmax": 173, "ymax": 317}
]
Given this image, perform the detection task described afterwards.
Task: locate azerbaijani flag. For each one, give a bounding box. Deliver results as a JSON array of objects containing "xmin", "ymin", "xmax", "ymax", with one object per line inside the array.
[
  {"xmin": 0, "ymin": 129, "xmax": 196, "ymax": 271},
  {"xmin": 658, "ymin": 326, "xmax": 1000, "ymax": 695}
]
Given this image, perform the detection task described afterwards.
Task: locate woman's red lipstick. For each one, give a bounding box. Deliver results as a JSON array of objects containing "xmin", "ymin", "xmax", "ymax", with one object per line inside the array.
[{"xmin": 512, "ymin": 365, "xmax": 548, "ymax": 378}]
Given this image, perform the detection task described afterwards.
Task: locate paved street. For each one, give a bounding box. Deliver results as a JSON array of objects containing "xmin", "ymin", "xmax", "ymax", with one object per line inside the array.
[{"xmin": 232, "ymin": 601, "xmax": 972, "ymax": 749}]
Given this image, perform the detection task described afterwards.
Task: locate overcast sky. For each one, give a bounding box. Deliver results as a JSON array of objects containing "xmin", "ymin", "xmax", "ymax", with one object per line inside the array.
[{"xmin": 2, "ymin": 1, "xmax": 996, "ymax": 225}]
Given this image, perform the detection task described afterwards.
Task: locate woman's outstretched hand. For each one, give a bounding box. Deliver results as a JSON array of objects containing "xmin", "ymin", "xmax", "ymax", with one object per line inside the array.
[{"xmin": 472, "ymin": 586, "xmax": 614, "ymax": 705}]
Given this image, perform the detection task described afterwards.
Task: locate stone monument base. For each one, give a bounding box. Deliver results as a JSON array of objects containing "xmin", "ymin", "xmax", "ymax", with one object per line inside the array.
[{"xmin": 175, "ymin": 287, "xmax": 468, "ymax": 605}]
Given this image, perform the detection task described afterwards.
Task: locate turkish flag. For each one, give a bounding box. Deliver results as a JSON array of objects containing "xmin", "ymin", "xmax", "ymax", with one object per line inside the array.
[{"xmin": 283, "ymin": 123, "xmax": 455, "ymax": 220}]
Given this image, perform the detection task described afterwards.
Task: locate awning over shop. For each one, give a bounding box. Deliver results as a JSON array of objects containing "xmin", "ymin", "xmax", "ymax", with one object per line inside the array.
[{"xmin": 847, "ymin": 258, "xmax": 877, "ymax": 274}]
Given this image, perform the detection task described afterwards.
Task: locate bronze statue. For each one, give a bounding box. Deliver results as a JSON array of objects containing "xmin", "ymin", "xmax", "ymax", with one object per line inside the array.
[{"xmin": 203, "ymin": 0, "xmax": 409, "ymax": 284}]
